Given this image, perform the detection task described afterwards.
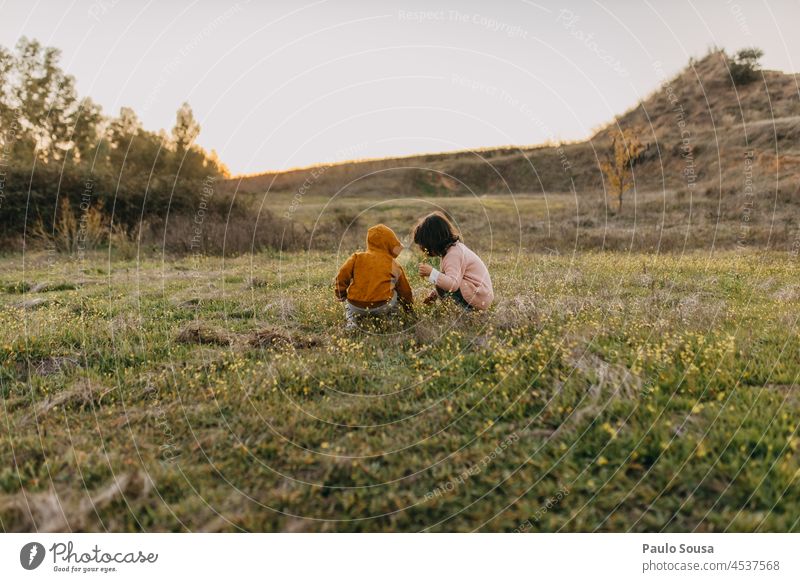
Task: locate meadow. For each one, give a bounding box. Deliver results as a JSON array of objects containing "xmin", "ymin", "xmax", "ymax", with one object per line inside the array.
[
  {"xmin": 2, "ymin": 200, "xmax": 799, "ymax": 531},
  {"xmin": 2, "ymin": 23, "xmax": 799, "ymax": 538}
]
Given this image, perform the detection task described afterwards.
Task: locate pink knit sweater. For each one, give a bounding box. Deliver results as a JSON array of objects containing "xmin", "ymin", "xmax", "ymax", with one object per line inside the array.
[{"xmin": 430, "ymin": 242, "xmax": 494, "ymax": 309}]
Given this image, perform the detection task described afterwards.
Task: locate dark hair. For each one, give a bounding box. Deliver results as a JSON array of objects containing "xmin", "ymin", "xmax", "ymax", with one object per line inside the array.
[{"xmin": 412, "ymin": 212, "xmax": 460, "ymax": 257}]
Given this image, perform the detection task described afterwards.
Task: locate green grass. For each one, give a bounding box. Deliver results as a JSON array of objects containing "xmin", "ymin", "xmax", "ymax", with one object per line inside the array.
[{"xmin": 1, "ymin": 249, "xmax": 799, "ymax": 532}]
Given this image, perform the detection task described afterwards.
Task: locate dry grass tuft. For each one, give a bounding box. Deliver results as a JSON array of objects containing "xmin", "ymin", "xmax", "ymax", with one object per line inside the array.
[
  {"xmin": 21, "ymin": 379, "xmax": 113, "ymax": 426},
  {"xmin": 175, "ymin": 298, "xmax": 203, "ymax": 309},
  {"xmin": 14, "ymin": 297, "xmax": 49, "ymax": 310},
  {"xmin": 0, "ymin": 472, "xmax": 152, "ymax": 532},
  {"xmin": 33, "ymin": 356, "xmax": 79, "ymax": 377},
  {"xmin": 248, "ymin": 327, "xmax": 321, "ymax": 349},
  {"xmin": 534, "ymin": 350, "xmax": 642, "ymax": 440},
  {"xmin": 263, "ymin": 298, "xmax": 295, "ymax": 320},
  {"xmin": 176, "ymin": 322, "xmax": 233, "ymax": 346}
]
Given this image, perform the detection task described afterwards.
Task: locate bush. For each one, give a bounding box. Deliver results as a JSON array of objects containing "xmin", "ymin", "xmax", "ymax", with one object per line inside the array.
[
  {"xmin": 0, "ymin": 38, "xmax": 229, "ymax": 250},
  {"xmin": 729, "ymin": 47, "xmax": 764, "ymax": 86},
  {"xmin": 0, "ymin": 163, "xmax": 221, "ymax": 242}
]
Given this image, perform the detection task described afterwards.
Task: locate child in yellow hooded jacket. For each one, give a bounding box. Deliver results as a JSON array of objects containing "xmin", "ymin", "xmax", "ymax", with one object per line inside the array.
[{"xmin": 335, "ymin": 224, "xmax": 413, "ymax": 327}]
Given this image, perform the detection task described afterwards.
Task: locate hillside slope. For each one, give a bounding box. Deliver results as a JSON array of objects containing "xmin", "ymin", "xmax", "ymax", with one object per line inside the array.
[{"xmin": 226, "ymin": 51, "xmax": 800, "ymax": 201}]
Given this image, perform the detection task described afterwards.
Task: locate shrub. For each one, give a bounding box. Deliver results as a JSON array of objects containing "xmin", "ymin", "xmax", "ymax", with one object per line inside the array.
[
  {"xmin": 31, "ymin": 198, "xmax": 115, "ymax": 253},
  {"xmin": 729, "ymin": 47, "xmax": 764, "ymax": 86}
]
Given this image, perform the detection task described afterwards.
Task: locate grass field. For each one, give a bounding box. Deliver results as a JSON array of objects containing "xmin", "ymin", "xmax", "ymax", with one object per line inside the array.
[
  {"xmin": 2, "ymin": 239, "xmax": 799, "ymax": 532},
  {"xmin": 251, "ymin": 190, "xmax": 568, "ymax": 254}
]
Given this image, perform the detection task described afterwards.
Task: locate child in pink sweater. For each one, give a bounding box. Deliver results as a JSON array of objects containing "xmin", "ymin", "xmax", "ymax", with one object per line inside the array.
[{"xmin": 412, "ymin": 212, "xmax": 494, "ymax": 310}]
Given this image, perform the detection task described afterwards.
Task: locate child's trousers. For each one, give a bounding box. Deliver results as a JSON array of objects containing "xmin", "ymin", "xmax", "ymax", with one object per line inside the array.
[
  {"xmin": 436, "ymin": 287, "xmax": 473, "ymax": 310},
  {"xmin": 345, "ymin": 293, "xmax": 398, "ymax": 327}
]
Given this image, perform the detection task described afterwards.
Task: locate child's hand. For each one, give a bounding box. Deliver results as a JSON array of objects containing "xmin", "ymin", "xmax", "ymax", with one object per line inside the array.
[
  {"xmin": 423, "ymin": 289, "xmax": 438, "ymax": 305},
  {"xmin": 418, "ymin": 263, "xmax": 433, "ymax": 278}
]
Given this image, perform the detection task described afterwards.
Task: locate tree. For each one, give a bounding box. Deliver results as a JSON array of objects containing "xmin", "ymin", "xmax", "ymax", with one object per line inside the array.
[
  {"xmin": 106, "ymin": 107, "xmax": 142, "ymax": 167},
  {"xmin": 0, "ymin": 46, "xmax": 13, "ymax": 131},
  {"xmin": 70, "ymin": 97, "xmax": 104, "ymax": 163},
  {"xmin": 171, "ymin": 102, "xmax": 200, "ymax": 153},
  {"xmin": 170, "ymin": 101, "xmax": 205, "ymax": 177},
  {"xmin": 600, "ymin": 129, "xmax": 644, "ymax": 213},
  {"xmin": 110, "ymin": 106, "xmax": 142, "ymax": 138},
  {"xmin": 0, "ymin": 37, "xmax": 232, "ymax": 242},
  {"xmin": 729, "ymin": 47, "xmax": 764, "ymax": 86},
  {"xmin": 205, "ymin": 149, "xmax": 230, "ymax": 178},
  {"xmin": 11, "ymin": 37, "xmax": 80, "ymax": 162},
  {"xmin": 2, "ymin": 38, "xmax": 105, "ymax": 165},
  {"xmin": 105, "ymin": 107, "xmax": 172, "ymax": 175}
]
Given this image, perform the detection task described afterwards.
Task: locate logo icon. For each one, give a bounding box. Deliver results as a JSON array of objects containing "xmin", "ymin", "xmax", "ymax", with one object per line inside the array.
[{"xmin": 20, "ymin": 542, "xmax": 46, "ymax": 570}]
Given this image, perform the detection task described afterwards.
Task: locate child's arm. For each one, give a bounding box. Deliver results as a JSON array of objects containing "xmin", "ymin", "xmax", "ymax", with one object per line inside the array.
[
  {"xmin": 334, "ymin": 254, "xmax": 356, "ymax": 301},
  {"xmin": 395, "ymin": 266, "xmax": 414, "ymax": 309},
  {"xmin": 427, "ymin": 247, "xmax": 464, "ymax": 292}
]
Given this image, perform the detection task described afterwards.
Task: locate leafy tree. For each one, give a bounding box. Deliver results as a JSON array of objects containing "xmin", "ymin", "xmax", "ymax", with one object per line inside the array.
[
  {"xmin": 169, "ymin": 102, "xmax": 229, "ymax": 179},
  {"xmin": 11, "ymin": 37, "xmax": 80, "ymax": 162},
  {"xmin": 0, "ymin": 46, "xmax": 14, "ymax": 130},
  {"xmin": 110, "ymin": 106, "xmax": 142, "ymax": 138},
  {"xmin": 600, "ymin": 129, "xmax": 644, "ymax": 213},
  {"xmin": 107, "ymin": 107, "xmax": 168, "ymax": 172},
  {"xmin": 0, "ymin": 37, "xmax": 231, "ymax": 243},
  {"xmin": 169, "ymin": 101, "xmax": 207, "ymax": 177},
  {"xmin": 70, "ymin": 97, "xmax": 104, "ymax": 164},
  {"xmin": 171, "ymin": 101, "xmax": 200, "ymax": 153},
  {"xmin": 206, "ymin": 149, "xmax": 230, "ymax": 178},
  {"xmin": 1, "ymin": 38, "xmax": 104, "ymax": 165}
]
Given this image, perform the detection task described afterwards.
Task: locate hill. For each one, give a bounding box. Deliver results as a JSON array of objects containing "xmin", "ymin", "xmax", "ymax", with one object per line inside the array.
[
  {"xmin": 224, "ymin": 51, "xmax": 800, "ymax": 253},
  {"xmin": 229, "ymin": 51, "xmax": 800, "ymax": 198}
]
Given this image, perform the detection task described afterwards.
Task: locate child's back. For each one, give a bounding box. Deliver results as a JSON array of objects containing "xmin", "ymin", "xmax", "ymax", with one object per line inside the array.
[
  {"xmin": 335, "ymin": 225, "xmax": 412, "ymax": 322},
  {"xmin": 438, "ymin": 241, "xmax": 493, "ymax": 309},
  {"xmin": 412, "ymin": 211, "xmax": 494, "ymax": 310}
]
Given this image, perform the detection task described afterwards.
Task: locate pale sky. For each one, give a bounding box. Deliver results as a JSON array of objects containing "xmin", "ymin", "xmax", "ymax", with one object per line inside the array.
[{"xmin": 2, "ymin": 0, "xmax": 799, "ymax": 175}]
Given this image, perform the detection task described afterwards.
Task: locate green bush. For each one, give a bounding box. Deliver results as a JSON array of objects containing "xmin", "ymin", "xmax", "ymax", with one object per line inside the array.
[{"xmin": 0, "ymin": 37, "xmax": 228, "ymax": 247}]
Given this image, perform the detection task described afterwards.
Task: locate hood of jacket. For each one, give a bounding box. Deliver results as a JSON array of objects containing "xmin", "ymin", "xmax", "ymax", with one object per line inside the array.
[{"xmin": 366, "ymin": 224, "xmax": 401, "ymax": 256}]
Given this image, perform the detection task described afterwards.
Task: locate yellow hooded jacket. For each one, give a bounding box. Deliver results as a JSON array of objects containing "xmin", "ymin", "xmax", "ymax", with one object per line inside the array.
[{"xmin": 335, "ymin": 224, "xmax": 413, "ymax": 309}]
